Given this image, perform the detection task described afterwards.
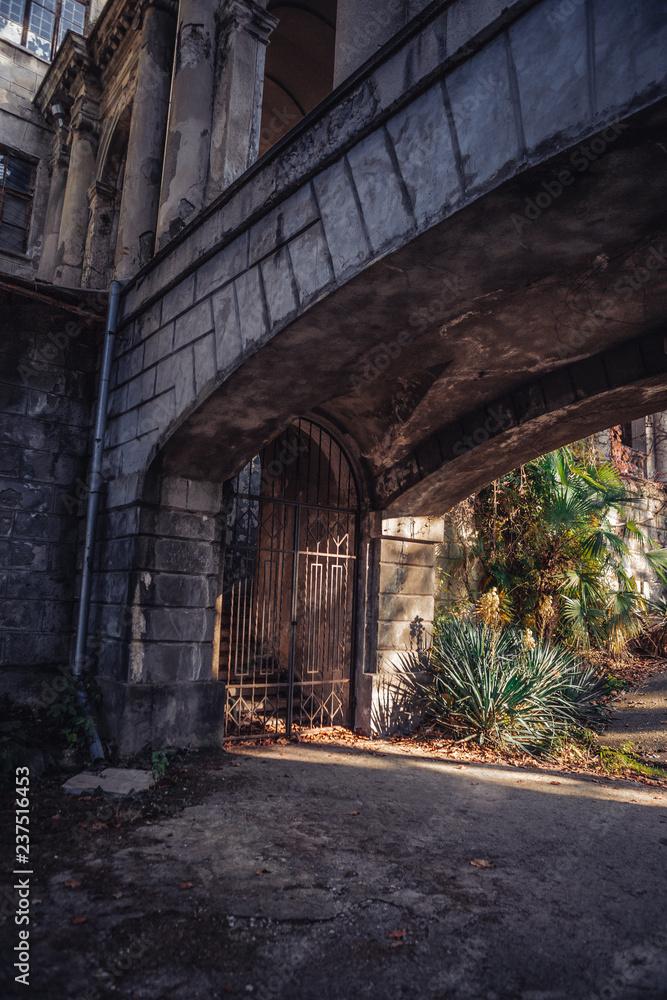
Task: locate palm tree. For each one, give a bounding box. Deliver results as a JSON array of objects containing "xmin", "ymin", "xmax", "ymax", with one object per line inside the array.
[{"xmin": 474, "ymin": 447, "xmax": 667, "ymax": 651}]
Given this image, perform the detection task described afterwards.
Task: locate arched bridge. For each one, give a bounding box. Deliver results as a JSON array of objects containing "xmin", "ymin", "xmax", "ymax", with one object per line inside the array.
[
  {"xmin": 94, "ymin": 0, "xmax": 667, "ymax": 750},
  {"xmin": 107, "ymin": 0, "xmax": 667, "ymax": 515}
]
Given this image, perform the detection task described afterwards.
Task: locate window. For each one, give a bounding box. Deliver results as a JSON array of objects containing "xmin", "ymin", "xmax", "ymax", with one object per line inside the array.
[
  {"xmin": 0, "ymin": 0, "xmax": 87, "ymax": 61},
  {"xmin": 0, "ymin": 150, "xmax": 35, "ymax": 254}
]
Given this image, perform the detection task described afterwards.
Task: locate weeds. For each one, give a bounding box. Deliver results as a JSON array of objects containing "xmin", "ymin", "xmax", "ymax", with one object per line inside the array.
[
  {"xmin": 151, "ymin": 747, "xmax": 169, "ymax": 782},
  {"xmin": 598, "ymin": 741, "xmax": 667, "ymax": 779}
]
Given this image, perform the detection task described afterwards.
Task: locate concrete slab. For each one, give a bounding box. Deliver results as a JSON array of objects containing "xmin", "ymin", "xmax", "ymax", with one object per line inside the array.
[{"xmin": 62, "ymin": 767, "xmax": 155, "ymax": 796}]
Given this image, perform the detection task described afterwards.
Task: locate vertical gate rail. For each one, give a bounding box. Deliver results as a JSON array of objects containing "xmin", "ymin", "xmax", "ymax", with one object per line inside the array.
[{"xmin": 219, "ymin": 420, "xmax": 360, "ymax": 740}]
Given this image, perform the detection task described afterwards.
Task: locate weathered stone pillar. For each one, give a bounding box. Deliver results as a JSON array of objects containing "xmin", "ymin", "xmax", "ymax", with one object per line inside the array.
[
  {"xmin": 115, "ymin": 0, "xmax": 178, "ymax": 278},
  {"xmin": 83, "ymin": 179, "xmax": 118, "ymax": 288},
  {"xmin": 652, "ymin": 412, "xmax": 667, "ymax": 482},
  {"xmin": 206, "ymin": 1, "xmax": 277, "ymax": 199},
  {"xmin": 364, "ymin": 514, "xmax": 444, "ymax": 735},
  {"xmin": 156, "ymin": 0, "xmax": 218, "ymax": 249},
  {"xmin": 37, "ymin": 129, "xmax": 70, "ymax": 283},
  {"xmin": 53, "ymin": 87, "xmax": 100, "ymax": 287}
]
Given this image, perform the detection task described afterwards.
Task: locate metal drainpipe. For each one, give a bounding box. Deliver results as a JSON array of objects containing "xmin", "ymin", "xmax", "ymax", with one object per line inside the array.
[{"xmin": 72, "ymin": 280, "xmax": 123, "ymax": 762}]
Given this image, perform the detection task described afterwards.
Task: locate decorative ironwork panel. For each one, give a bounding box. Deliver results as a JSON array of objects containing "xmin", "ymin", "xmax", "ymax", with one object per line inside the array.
[{"xmin": 219, "ymin": 421, "xmax": 358, "ymax": 739}]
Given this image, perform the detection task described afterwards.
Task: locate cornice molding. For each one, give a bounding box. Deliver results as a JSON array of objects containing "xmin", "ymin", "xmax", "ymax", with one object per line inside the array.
[{"xmin": 216, "ymin": 0, "xmax": 279, "ymax": 46}]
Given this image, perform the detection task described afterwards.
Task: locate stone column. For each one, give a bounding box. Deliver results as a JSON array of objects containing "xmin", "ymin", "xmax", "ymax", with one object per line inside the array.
[
  {"xmin": 333, "ymin": 0, "xmax": 408, "ymax": 87},
  {"xmin": 652, "ymin": 412, "xmax": 667, "ymax": 482},
  {"xmin": 53, "ymin": 88, "xmax": 100, "ymax": 287},
  {"xmin": 363, "ymin": 514, "xmax": 443, "ymax": 735},
  {"xmin": 156, "ymin": 0, "xmax": 218, "ymax": 250},
  {"xmin": 83, "ymin": 179, "xmax": 118, "ymax": 288},
  {"xmin": 37, "ymin": 128, "xmax": 69, "ymax": 283},
  {"xmin": 115, "ymin": 0, "xmax": 178, "ymax": 278},
  {"xmin": 206, "ymin": 1, "xmax": 277, "ymax": 200}
]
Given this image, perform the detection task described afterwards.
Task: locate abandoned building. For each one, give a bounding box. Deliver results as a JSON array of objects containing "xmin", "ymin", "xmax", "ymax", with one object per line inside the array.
[{"xmin": 1, "ymin": 0, "xmax": 667, "ymax": 752}]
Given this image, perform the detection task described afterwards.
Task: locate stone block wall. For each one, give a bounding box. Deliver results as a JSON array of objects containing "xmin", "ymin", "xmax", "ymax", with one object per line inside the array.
[
  {"xmin": 91, "ymin": 469, "xmax": 226, "ymax": 752},
  {"xmin": 90, "ymin": 473, "xmax": 223, "ymax": 685},
  {"xmin": 369, "ymin": 516, "xmax": 443, "ymax": 735},
  {"xmin": 0, "ymin": 280, "xmax": 103, "ymax": 671},
  {"xmin": 110, "ymin": 0, "xmax": 667, "ymax": 496}
]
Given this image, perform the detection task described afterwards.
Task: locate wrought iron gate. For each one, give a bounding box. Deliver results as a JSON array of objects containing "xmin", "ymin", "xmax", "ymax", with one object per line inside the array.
[{"xmin": 218, "ymin": 420, "xmax": 359, "ymax": 739}]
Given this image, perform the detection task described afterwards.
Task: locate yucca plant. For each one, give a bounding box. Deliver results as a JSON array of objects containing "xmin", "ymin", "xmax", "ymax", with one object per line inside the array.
[{"xmin": 405, "ymin": 617, "xmax": 606, "ymax": 755}]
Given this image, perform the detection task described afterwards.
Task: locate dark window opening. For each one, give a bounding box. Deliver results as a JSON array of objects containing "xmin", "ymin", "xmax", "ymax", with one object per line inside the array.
[
  {"xmin": 620, "ymin": 423, "xmax": 633, "ymax": 448},
  {"xmin": 0, "ymin": 0, "xmax": 88, "ymax": 61},
  {"xmin": 0, "ymin": 149, "xmax": 35, "ymax": 253},
  {"xmin": 259, "ymin": 1, "xmax": 337, "ymax": 157}
]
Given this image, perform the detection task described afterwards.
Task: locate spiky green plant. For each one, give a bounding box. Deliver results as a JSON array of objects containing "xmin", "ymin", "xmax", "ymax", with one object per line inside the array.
[{"xmin": 405, "ymin": 617, "xmax": 606, "ymax": 755}]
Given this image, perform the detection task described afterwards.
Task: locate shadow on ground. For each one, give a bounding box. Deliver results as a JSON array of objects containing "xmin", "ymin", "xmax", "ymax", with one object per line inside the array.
[
  {"xmin": 605, "ymin": 670, "xmax": 667, "ymax": 764},
  {"xmin": 2, "ymin": 742, "xmax": 667, "ymax": 1000}
]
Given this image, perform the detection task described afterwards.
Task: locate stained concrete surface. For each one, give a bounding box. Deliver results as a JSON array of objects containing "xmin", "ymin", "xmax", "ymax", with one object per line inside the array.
[
  {"xmin": 62, "ymin": 768, "xmax": 155, "ymax": 796},
  {"xmin": 7, "ymin": 742, "xmax": 667, "ymax": 1000},
  {"xmin": 604, "ymin": 670, "xmax": 667, "ymax": 764}
]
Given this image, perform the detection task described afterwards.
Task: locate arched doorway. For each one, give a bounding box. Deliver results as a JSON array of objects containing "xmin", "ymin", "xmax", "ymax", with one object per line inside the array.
[{"xmin": 217, "ymin": 419, "xmax": 359, "ymax": 738}]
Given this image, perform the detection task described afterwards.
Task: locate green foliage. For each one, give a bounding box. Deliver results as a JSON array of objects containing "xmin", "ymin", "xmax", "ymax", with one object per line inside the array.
[
  {"xmin": 598, "ymin": 742, "xmax": 667, "ymax": 779},
  {"xmin": 408, "ymin": 617, "xmax": 606, "ymax": 756},
  {"xmin": 151, "ymin": 746, "xmax": 169, "ymax": 782},
  {"xmin": 468, "ymin": 445, "xmax": 667, "ymax": 652},
  {"xmin": 46, "ymin": 673, "xmax": 100, "ymax": 751}
]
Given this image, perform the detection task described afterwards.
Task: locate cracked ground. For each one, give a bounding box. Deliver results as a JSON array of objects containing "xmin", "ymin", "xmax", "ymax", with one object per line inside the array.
[{"xmin": 2, "ymin": 741, "xmax": 667, "ymax": 1000}]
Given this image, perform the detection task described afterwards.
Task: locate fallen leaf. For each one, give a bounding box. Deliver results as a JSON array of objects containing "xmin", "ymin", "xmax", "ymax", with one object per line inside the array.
[
  {"xmin": 71, "ymin": 916, "xmax": 87, "ymax": 925},
  {"xmin": 179, "ymin": 882, "xmax": 194, "ymax": 890},
  {"xmin": 388, "ymin": 929, "xmax": 406, "ymax": 938},
  {"xmin": 549, "ymin": 781, "xmax": 561, "ymax": 786},
  {"xmin": 348, "ymin": 810, "xmax": 360, "ymax": 816},
  {"xmin": 457, "ymin": 765, "xmax": 467, "ymax": 770},
  {"xmin": 90, "ymin": 823, "xmax": 107, "ymax": 831},
  {"xmin": 64, "ymin": 878, "xmax": 81, "ymax": 889},
  {"xmin": 254, "ymin": 869, "xmax": 272, "ymax": 875},
  {"xmin": 470, "ymin": 859, "xmax": 495, "ymax": 869},
  {"xmin": 112, "ymin": 891, "xmax": 123, "ymax": 899},
  {"xmin": 51, "ymin": 814, "xmax": 62, "ymax": 820}
]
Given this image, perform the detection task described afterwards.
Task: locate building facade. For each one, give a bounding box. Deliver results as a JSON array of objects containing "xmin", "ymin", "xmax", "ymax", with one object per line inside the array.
[{"xmin": 1, "ymin": 0, "xmax": 667, "ymax": 751}]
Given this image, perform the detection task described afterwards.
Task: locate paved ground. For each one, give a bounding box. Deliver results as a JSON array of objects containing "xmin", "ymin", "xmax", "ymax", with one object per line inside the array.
[
  {"xmin": 605, "ymin": 670, "xmax": 667, "ymax": 763},
  {"xmin": 3, "ymin": 742, "xmax": 667, "ymax": 1000}
]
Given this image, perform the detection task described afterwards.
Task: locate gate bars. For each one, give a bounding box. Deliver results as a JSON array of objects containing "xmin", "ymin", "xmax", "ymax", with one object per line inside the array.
[{"xmin": 218, "ymin": 420, "xmax": 359, "ymax": 739}]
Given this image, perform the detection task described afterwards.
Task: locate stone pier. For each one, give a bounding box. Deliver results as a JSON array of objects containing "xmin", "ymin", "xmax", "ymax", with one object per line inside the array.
[
  {"xmin": 115, "ymin": 0, "xmax": 177, "ymax": 277},
  {"xmin": 364, "ymin": 515, "xmax": 443, "ymax": 735},
  {"xmin": 156, "ymin": 0, "xmax": 218, "ymax": 248},
  {"xmin": 206, "ymin": 0, "xmax": 277, "ymax": 198},
  {"xmin": 53, "ymin": 86, "xmax": 100, "ymax": 287},
  {"xmin": 37, "ymin": 129, "xmax": 69, "ymax": 283}
]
